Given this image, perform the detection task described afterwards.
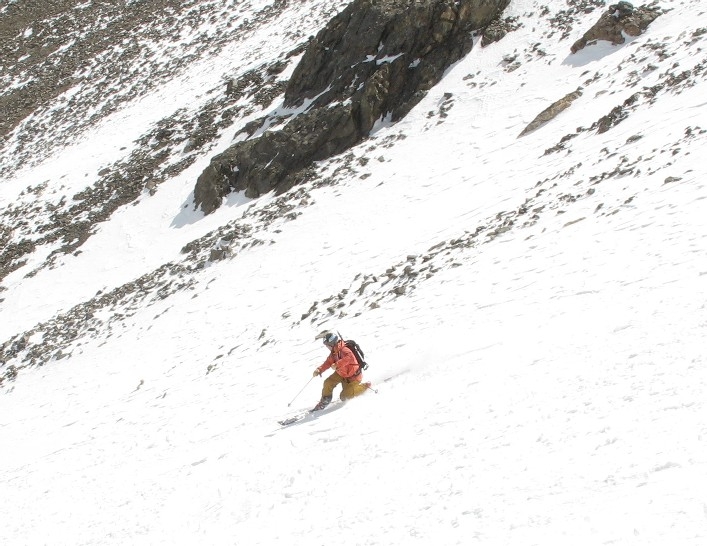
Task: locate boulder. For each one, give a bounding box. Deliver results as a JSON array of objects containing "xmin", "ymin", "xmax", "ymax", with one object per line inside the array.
[
  {"xmin": 571, "ymin": 2, "xmax": 662, "ymax": 54},
  {"xmin": 519, "ymin": 89, "xmax": 583, "ymax": 137}
]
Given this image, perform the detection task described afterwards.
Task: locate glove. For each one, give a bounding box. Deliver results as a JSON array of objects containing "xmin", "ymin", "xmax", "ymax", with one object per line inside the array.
[{"xmin": 313, "ymin": 369, "xmax": 321, "ymax": 377}]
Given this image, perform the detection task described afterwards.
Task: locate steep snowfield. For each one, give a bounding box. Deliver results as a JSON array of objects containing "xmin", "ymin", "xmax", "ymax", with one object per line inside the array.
[{"xmin": 1, "ymin": 0, "xmax": 707, "ymax": 545}]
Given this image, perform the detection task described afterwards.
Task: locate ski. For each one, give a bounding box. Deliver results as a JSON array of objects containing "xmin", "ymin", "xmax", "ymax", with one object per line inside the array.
[
  {"xmin": 278, "ymin": 411, "xmax": 311, "ymax": 426},
  {"xmin": 277, "ymin": 400, "xmax": 344, "ymax": 427}
]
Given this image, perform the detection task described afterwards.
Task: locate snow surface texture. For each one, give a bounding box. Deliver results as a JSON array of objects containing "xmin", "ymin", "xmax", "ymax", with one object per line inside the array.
[{"xmin": 1, "ymin": 0, "xmax": 707, "ymax": 545}]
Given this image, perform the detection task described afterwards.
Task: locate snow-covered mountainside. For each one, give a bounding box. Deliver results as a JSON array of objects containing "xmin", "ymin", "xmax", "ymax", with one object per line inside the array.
[{"xmin": 1, "ymin": 0, "xmax": 706, "ymax": 544}]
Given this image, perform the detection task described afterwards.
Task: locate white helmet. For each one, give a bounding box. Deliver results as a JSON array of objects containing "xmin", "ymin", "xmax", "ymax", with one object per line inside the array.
[{"xmin": 323, "ymin": 332, "xmax": 340, "ymax": 348}]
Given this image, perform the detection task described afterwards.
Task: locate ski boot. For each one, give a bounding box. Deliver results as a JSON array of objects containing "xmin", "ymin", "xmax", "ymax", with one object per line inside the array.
[{"xmin": 311, "ymin": 395, "xmax": 332, "ymax": 412}]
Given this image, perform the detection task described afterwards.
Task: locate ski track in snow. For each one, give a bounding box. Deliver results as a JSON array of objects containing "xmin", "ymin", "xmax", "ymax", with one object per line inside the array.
[{"xmin": 1, "ymin": 0, "xmax": 707, "ymax": 545}]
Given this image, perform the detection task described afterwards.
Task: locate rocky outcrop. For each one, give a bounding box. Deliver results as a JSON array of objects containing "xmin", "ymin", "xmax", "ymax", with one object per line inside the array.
[
  {"xmin": 571, "ymin": 2, "xmax": 662, "ymax": 54},
  {"xmin": 480, "ymin": 16, "xmax": 521, "ymax": 47},
  {"xmin": 518, "ymin": 88, "xmax": 583, "ymax": 137},
  {"xmin": 283, "ymin": 0, "xmax": 509, "ymax": 112},
  {"xmin": 194, "ymin": 0, "xmax": 511, "ymax": 214},
  {"xmin": 194, "ymin": 101, "xmax": 361, "ymax": 209}
]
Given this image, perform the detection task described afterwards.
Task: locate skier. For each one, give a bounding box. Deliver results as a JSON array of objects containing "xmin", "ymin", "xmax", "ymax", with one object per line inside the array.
[{"xmin": 311, "ymin": 332, "xmax": 369, "ymax": 411}]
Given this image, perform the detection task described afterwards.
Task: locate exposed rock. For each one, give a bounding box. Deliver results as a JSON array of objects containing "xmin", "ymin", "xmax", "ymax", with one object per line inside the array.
[
  {"xmin": 283, "ymin": 0, "xmax": 509, "ymax": 111},
  {"xmin": 546, "ymin": 0, "xmax": 606, "ymax": 42},
  {"xmin": 591, "ymin": 91, "xmax": 641, "ymax": 133},
  {"xmin": 209, "ymin": 240, "xmax": 233, "ymax": 262},
  {"xmin": 571, "ymin": 2, "xmax": 662, "ymax": 54},
  {"xmin": 480, "ymin": 16, "xmax": 521, "ymax": 47},
  {"xmin": 519, "ymin": 89, "xmax": 583, "ymax": 137},
  {"xmin": 194, "ymin": 101, "xmax": 361, "ymax": 211},
  {"xmin": 194, "ymin": 0, "xmax": 511, "ymax": 214}
]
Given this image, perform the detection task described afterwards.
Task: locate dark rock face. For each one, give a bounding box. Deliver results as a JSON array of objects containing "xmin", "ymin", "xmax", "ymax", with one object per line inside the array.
[
  {"xmin": 284, "ymin": 0, "xmax": 509, "ymax": 113},
  {"xmin": 194, "ymin": 0, "xmax": 511, "ymax": 214},
  {"xmin": 194, "ymin": 101, "xmax": 361, "ymax": 208},
  {"xmin": 571, "ymin": 2, "xmax": 662, "ymax": 54}
]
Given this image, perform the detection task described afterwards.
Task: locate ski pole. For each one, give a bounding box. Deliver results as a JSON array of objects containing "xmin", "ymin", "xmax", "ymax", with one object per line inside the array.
[
  {"xmin": 362, "ymin": 381, "xmax": 378, "ymax": 394},
  {"xmin": 288, "ymin": 376, "xmax": 314, "ymax": 407}
]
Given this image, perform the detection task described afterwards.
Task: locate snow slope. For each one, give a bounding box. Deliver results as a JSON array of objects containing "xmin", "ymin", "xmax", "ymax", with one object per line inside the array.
[{"xmin": 1, "ymin": 0, "xmax": 706, "ymax": 545}]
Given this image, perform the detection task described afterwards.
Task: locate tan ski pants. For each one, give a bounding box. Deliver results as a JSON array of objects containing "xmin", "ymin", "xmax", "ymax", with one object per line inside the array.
[{"xmin": 322, "ymin": 372, "xmax": 368, "ymax": 401}]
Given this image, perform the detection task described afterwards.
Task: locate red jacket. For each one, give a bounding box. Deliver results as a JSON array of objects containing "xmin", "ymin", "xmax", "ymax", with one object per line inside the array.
[{"xmin": 317, "ymin": 340, "xmax": 362, "ymax": 379}]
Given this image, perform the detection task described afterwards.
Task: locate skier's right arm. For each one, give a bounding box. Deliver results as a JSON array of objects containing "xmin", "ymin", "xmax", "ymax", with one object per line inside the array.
[{"xmin": 313, "ymin": 354, "xmax": 335, "ymax": 376}]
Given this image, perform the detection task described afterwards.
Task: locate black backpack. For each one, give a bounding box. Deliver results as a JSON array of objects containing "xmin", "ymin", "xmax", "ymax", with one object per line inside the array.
[{"xmin": 344, "ymin": 339, "xmax": 368, "ymax": 373}]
